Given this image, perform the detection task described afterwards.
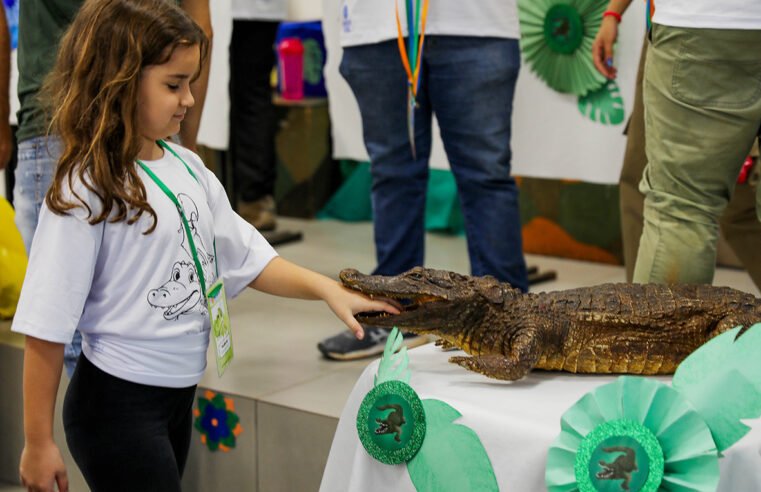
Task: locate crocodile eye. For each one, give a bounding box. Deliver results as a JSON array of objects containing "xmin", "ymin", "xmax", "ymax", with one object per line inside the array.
[
  {"xmin": 189, "ymin": 272, "xmax": 195, "ymax": 283},
  {"xmin": 173, "ymin": 270, "xmax": 180, "ymax": 281},
  {"xmin": 408, "ymin": 272, "xmax": 424, "ymax": 280},
  {"xmin": 431, "ymin": 277, "xmax": 453, "ymax": 288}
]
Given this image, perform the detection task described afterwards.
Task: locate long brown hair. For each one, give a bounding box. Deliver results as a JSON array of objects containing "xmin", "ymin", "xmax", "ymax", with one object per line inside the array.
[{"xmin": 44, "ymin": 0, "xmax": 209, "ymax": 233}]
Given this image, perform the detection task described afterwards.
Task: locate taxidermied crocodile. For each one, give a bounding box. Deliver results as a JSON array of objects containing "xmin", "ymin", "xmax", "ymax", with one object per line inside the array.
[{"xmin": 340, "ymin": 267, "xmax": 761, "ymax": 381}]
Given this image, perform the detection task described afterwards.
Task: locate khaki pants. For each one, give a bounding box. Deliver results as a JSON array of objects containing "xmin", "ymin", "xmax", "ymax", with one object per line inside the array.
[
  {"xmin": 621, "ymin": 37, "xmax": 761, "ymax": 288},
  {"xmin": 630, "ymin": 24, "xmax": 761, "ymax": 285}
]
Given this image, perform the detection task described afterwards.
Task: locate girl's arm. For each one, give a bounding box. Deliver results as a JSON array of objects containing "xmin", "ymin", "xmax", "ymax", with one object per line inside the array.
[
  {"xmin": 591, "ymin": 0, "xmax": 633, "ymax": 79},
  {"xmin": 19, "ymin": 337, "xmax": 69, "ymax": 492},
  {"xmin": 249, "ymin": 257, "xmax": 400, "ymax": 339}
]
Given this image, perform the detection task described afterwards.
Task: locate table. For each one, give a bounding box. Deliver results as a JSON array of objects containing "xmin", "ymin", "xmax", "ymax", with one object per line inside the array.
[{"xmin": 320, "ymin": 344, "xmax": 761, "ymax": 491}]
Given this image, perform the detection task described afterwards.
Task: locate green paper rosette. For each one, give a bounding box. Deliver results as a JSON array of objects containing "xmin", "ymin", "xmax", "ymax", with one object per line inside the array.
[
  {"xmin": 355, "ymin": 326, "xmax": 498, "ymax": 488},
  {"xmin": 518, "ymin": 0, "xmax": 608, "ymax": 95},
  {"xmin": 546, "ymin": 376, "xmax": 720, "ymax": 492},
  {"xmin": 357, "ymin": 380, "xmax": 427, "ymax": 465}
]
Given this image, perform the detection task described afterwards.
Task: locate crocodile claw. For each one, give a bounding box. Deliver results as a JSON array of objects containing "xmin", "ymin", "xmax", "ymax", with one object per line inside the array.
[
  {"xmin": 434, "ymin": 338, "xmax": 458, "ymax": 351},
  {"xmin": 449, "ymin": 354, "xmax": 530, "ymax": 381}
]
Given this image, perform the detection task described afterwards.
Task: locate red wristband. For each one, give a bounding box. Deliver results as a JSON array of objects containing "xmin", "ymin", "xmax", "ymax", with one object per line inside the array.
[{"xmin": 603, "ymin": 11, "xmax": 622, "ymax": 23}]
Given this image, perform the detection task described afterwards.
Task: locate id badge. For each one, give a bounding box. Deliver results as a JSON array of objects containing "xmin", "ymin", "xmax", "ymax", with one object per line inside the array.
[{"xmin": 207, "ymin": 278, "xmax": 233, "ymax": 376}]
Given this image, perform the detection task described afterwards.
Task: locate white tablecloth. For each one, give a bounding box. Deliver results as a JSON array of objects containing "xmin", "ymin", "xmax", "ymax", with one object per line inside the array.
[{"xmin": 320, "ymin": 344, "xmax": 761, "ymax": 491}]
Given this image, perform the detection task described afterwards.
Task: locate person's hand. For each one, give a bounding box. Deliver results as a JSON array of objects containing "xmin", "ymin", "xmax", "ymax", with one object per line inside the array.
[
  {"xmin": 19, "ymin": 440, "xmax": 69, "ymax": 492},
  {"xmin": 322, "ymin": 282, "xmax": 400, "ymax": 339},
  {"xmin": 592, "ymin": 16, "xmax": 620, "ymax": 79},
  {"xmin": 0, "ymin": 120, "xmax": 12, "ymax": 170}
]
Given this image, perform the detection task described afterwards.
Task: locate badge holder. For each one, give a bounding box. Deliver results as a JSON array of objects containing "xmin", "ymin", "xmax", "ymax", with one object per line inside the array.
[{"xmin": 208, "ymin": 278, "xmax": 234, "ymax": 376}]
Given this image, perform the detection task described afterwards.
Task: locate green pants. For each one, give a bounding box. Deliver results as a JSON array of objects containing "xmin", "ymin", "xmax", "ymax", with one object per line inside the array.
[
  {"xmin": 634, "ymin": 24, "xmax": 761, "ymax": 285},
  {"xmin": 621, "ymin": 37, "xmax": 761, "ymax": 289}
]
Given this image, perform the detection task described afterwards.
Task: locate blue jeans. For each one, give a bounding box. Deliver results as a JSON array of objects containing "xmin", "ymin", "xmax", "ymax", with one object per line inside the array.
[
  {"xmin": 340, "ymin": 36, "xmax": 528, "ymax": 291},
  {"xmin": 14, "ymin": 136, "xmax": 82, "ymax": 376}
]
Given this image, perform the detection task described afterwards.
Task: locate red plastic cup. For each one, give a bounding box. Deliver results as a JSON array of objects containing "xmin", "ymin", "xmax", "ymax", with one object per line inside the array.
[{"xmin": 278, "ymin": 38, "xmax": 304, "ymax": 100}]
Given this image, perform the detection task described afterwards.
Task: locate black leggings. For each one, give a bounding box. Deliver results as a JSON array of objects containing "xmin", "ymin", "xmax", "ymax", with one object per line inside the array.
[{"xmin": 63, "ymin": 355, "xmax": 196, "ymax": 492}]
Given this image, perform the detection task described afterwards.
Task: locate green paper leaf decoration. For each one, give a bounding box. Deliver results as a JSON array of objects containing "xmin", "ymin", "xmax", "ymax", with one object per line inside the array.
[
  {"xmin": 546, "ymin": 377, "xmax": 719, "ymax": 492},
  {"xmin": 375, "ymin": 326, "xmax": 410, "ymax": 386},
  {"xmin": 518, "ymin": 0, "xmax": 608, "ymax": 95},
  {"xmin": 407, "ymin": 399, "xmax": 498, "ymax": 492},
  {"xmin": 578, "ymin": 80, "xmax": 625, "ymax": 125},
  {"xmin": 673, "ymin": 323, "xmax": 761, "ymax": 453}
]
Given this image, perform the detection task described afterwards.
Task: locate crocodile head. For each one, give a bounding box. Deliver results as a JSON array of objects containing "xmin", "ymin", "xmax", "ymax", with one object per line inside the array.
[
  {"xmin": 147, "ymin": 261, "xmax": 203, "ymax": 321},
  {"xmin": 340, "ymin": 267, "xmax": 513, "ymax": 335}
]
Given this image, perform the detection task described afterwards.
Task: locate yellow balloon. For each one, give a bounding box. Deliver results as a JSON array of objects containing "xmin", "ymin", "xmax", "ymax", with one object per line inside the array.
[{"xmin": 0, "ymin": 197, "xmax": 28, "ymax": 318}]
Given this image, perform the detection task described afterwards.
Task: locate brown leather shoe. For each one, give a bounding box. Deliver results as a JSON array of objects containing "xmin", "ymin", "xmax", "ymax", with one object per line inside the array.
[{"xmin": 238, "ymin": 195, "xmax": 277, "ymax": 231}]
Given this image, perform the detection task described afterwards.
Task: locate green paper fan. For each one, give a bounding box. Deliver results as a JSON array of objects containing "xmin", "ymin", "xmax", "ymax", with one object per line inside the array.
[
  {"xmin": 673, "ymin": 323, "xmax": 761, "ymax": 453},
  {"xmin": 578, "ymin": 80, "xmax": 625, "ymax": 125},
  {"xmin": 518, "ymin": 0, "xmax": 608, "ymax": 95},
  {"xmin": 546, "ymin": 376, "xmax": 719, "ymax": 492}
]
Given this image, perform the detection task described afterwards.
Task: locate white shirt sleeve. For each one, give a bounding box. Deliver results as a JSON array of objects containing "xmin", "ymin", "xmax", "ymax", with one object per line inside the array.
[
  {"xmin": 202, "ymin": 167, "xmax": 279, "ymax": 298},
  {"xmin": 11, "ymin": 201, "xmax": 103, "ymax": 344}
]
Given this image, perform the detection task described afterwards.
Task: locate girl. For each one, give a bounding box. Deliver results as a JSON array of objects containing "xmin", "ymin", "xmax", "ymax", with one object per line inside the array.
[{"xmin": 12, "ymin": 1, "xmax": 397, "ymax": 491}]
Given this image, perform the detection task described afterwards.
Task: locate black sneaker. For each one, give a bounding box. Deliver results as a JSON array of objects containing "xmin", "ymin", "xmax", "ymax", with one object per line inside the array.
[{"xmin": 317, "ymin": 326, "xmax": 428, "ymax": 361}]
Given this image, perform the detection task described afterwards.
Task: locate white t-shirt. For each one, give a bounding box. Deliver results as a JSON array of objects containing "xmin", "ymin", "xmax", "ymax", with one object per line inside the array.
[
  {"xmin": 339, "ymin": 0, "xmax": 519, "ymax": 47},
  {"xmin": 232, "ymin": 0, "xmax": 287, "ymax": 21},
  {"xmin": 653, "ymin": 0, "xmax": 761, "ymax": 29},
  {"xmin": 12, "ymin": 143, "xmax": 278, "ymax": 388}
]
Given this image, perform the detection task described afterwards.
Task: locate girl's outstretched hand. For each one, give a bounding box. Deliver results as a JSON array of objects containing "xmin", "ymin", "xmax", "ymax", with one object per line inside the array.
[
  {"xmin": 322, "ymin": 282, "xmax": 400, "ymax": 339},
  {"xmin": 249, "ymin": 258, "xmax": 401, "ymax": 338},
  {"xmin": 19, "ymin": 441, "xmax": 68, "ymax": 492}
]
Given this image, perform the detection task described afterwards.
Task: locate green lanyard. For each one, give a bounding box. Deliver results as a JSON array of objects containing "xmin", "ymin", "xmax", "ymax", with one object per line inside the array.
[{"xmin": 136, "ymin": 140, "xmax": 217, "ymax": 299}]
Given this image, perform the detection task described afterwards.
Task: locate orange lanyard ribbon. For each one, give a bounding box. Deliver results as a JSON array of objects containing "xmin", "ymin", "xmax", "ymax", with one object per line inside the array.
[{"xmin": 395, "ymin": 0, "xmax": 429, "ymax": 158}]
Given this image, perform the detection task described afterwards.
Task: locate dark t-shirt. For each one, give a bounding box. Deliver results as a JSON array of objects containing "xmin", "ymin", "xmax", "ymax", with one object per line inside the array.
[{"xmin": 16, "ymin": 0, "xmax": 82, "ymax": 143}]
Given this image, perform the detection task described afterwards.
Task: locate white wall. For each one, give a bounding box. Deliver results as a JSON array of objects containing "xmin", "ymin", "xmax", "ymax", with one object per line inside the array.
[
  {"xmin": 288, "ymin": 0, "xmax": 323, "ymax": 21},
  {"xmin": 196, "ymin": 0, "xmax": 231, "ymax": 148}
]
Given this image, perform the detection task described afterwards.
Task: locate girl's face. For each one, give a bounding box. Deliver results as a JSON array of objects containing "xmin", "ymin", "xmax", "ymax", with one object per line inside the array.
[{"xmin": 137, "ymin": 45, "xmax": 200, "ymax": 155}]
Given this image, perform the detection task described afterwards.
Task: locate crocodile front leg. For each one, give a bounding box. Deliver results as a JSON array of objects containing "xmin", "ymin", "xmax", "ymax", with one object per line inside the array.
[
  {"xmin": 449, "ymin": 327, "xmax": 541, "ymax": 381},
  {"xmin": 713, "ymin": 314, "xmax": 761, "ymax": 338}
]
